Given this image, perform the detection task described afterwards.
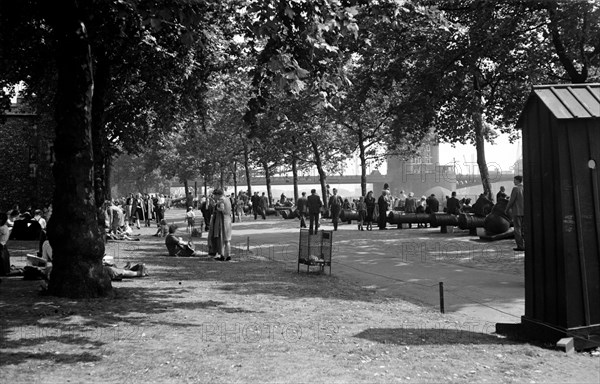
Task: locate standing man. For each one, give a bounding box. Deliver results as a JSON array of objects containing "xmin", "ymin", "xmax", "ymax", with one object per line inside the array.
[
  {"xmin": 446, "ymin": 191, "xmax": 461, "ymax": 215},
  {"xmin": 251, "ymin": 192, "xmax": 260, "ymax": 220},
  {"xmin": 296, "ymin": 191, "xmax": 308, "ymax": 228},
  {"xmin": 328, "ymin": 188, "xmax": 343, "ymax": 231},
  {"xmin": 505, "ymin": 175, "xmax": 525, "ymax": 252},
  {"xmin": 307, "ymin": 189, "xmax": 323, "ymax": 234},
  {"xmin": 259, "ymin": 192, "xmax": 269, "ymax": 220},
  {"xmin": 425, "ymin": 194, "xmax": 439, "ymax": 214}
]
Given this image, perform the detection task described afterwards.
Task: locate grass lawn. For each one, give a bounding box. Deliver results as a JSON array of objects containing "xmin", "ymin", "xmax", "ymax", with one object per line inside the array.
[{"xmin": 1, "ymin": 209, "xmax": 598, "ymax": 383}]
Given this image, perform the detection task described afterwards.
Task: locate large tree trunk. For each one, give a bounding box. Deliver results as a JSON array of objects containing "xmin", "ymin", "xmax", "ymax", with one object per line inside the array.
[
  {"xmin": 91, "ymin": 51, "xmax": 110, "ymax": 210},
  {"xmin": 263, "ymin": 161, "xmax": 273, "ymax": 206},
  {"xmin": 291, "ymin": 154, "xmax": 299, "ymax": 202},
  {"xmin": 310, "ymin": 139, "xmax": 328, "ymax": 209},
  {"xmin": 183, "ymin": 179, "xmax": 192, "ymax": 207},
  {"xmin": 472, "ymin": 74, "xmax": 492, "ymax": 201},
  {"xmin": 104, "ymin": 155, "xmax": 112, "ymax": 201},
  {"xmin": 232, "ymin": 161, "xmax": 238, "ymax": 196},
  {"xmin": 48, "ymin": 7, "xmax": 112, "ymax": 298},
  {"xmin": 545, "ymin": 2, "xmax": 588, "ymax": 83},
  {"xmin": 358, "ymin": 137, "xmax": 367, "ymax": 197},
  {"xmin": 243, "ymin": 141, "xmax": 252, "ymax": 195},
  {"xmin": 473, "ymin": 111, "xmax": 492, "ymax": 200}
]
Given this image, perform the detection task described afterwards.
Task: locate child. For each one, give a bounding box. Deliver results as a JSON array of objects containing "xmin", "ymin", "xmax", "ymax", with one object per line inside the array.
[
  {"xmin": 185, "ymin": 207, "xmax": 195, "ymax": 234},
  {"xmin": 356, "ymin": 196, "xmax": 367, "ymax": 231},
  {"xmin": 154, "ymin": 219, "xmax": 169, "ymax": 237}
]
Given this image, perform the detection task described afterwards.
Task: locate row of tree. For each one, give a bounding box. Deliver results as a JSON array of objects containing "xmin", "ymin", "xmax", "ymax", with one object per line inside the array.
[{"xmin": 1, "ymin": 0, "xmax": 598, "ymax": 297}]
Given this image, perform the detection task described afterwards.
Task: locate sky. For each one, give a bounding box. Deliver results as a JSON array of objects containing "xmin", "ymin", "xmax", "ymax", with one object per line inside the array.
[
  {"xmin": 348, "ymin": 132, "xmax": 522, "ymax": 177},
  {"xmin": 438, "ymin": 133, "xmax": 522, "ymax": 175}
]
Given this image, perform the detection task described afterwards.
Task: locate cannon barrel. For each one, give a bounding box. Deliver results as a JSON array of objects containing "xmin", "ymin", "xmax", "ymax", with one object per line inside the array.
[
  {"xmin": 280, "ymin": 209, "xmax": 298, "ymax": 219},
  {"xmin": 458, "ymin": 213, "xmax": 486, "ymax": 230},
  {"xmin": 429, "ymin": 214, "xmax": 459, "ymax": 228},
  {"xmin": 340, "ymin": 209, "xmax": 360, "ymax": 222},
  {"xmin": 387, "ymin": 212, "xmax": 431, "ymax": 224}
]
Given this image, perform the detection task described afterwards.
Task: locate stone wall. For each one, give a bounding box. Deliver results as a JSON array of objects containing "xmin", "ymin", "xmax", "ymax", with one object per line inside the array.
[{"xmin": 0, "ymin": 103, "xmax": 55, "ymax": 212}]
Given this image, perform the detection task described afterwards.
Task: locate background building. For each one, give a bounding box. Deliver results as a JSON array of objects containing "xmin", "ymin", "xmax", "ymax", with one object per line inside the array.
[
  {"xmin": 0, "ymin": 98, "xmax": 55, "ymax": 211},
  {"xmin": 383, "ymin": 144, "xmax": 456, "ymax": 198}
]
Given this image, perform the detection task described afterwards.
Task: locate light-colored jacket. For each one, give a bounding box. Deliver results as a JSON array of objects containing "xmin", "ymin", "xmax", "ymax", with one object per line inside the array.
[{"xmin": 506, "ymin": 184, "xmax": 524, "ymax": 216}]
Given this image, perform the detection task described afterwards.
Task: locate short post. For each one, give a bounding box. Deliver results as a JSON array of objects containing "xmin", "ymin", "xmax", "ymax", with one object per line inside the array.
[
  {"xmin": 439, "ymin": 282, "xmax": 445, "ymax": 314},
  {"xmin": 246, "ymin": 236, "xmax": 250, "ymax": 252}
]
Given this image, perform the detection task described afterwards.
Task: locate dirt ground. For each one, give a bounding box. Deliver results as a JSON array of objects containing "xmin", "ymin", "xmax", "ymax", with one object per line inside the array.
[{"xmin": 1, "ymin": 208, "xmax": 599, "ymax": 383}]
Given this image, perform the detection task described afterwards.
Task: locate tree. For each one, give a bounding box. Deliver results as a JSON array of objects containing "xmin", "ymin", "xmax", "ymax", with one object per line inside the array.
[
  {"xmin": 46, "ymin": 1, "xmax": 113, "ymax": 297},
  {"xmin": 0, "ymin": 0, "xmax": 236, "ymax": 297},
  {"xmin": 541, "ymin": 0, "xmax": 600, "ymax": 83}
]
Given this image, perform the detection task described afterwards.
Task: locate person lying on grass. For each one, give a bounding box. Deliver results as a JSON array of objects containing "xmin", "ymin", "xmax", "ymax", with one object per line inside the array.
[{"xmin": 102, "ymin": 256, "xmax": 148, "ymax": 281}]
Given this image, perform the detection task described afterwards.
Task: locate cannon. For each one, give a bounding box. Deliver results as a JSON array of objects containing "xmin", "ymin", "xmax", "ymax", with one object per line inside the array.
[
  {"xmin": 387, "ymin": 212, "xmax": 431, "ymax": 228},
  {"xmin": 483, "ymin": 199, "xmax": 512, "ymax": 235},
  {"xmin": 457, "ymin": 213, "xmax": 486, "ymax": 230},
  {"xmin": 280, "ymin": 209, "xmax": 298, "ymax": 219},
  {"xmin": 429, "ymin": 213, "xmax": 459, "ymax": 228},
  {"xmin": 339, "ymin": 209, "xmax": 360, "ymax": 223}
]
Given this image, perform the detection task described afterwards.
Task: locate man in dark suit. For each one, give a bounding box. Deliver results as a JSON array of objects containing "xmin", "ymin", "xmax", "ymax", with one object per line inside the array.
[
  {"xmin": 328, "ymin": 188, "xmax": 344, "ymax": 231},
  {"xmin": 505, "ymin": 175, "xmax": 525, "ymax": 251},
  {"xmin": 296, "ymin": 192, "xmax": 308, "ymax": 228},
  {"xmin": 251, "ymin": 192, "xmax": 260, "ymax": 220},
  {"xmin": 307, "ymin": 189, "xmax": 323, "ymax": 234},
  {"xmin": 446, "ymin": 191, "xmax": 461, "ymax": 215},
  {"xmin": 425, "ymin": 194, "xmax": 439, "ymax": 213}
]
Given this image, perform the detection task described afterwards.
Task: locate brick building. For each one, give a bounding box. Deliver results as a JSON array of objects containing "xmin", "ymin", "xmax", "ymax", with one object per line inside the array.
[{"xmin": 0, "ymin": 98, "xmax": 55, "ymax": 212}]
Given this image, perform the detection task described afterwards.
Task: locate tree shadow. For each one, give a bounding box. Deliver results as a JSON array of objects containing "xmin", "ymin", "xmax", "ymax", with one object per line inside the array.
[
  {"xmin": 0, "ymin": 275, "xmax": 264, "ymax": 367},
  {"xmin": 354, "ymin": 327, "xmax": 519, "ymax": 346}
]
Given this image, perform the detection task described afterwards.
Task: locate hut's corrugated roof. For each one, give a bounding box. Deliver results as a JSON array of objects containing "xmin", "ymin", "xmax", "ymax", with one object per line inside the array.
[{"xmin": 517, "ymin": 83, "xmax": 600, "ymax": 127}]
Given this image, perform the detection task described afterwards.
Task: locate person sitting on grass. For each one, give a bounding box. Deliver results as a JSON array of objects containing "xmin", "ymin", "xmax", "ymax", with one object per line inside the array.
[
  {"xmin": 107, "ymin": 223, "xmax": 140, "ymax": 241},
  {"xmin": 154, "ymin": 218, "xmax": 169, "ymax": 237},
  {"xmin": 165, "ymin": 224, "xmax": 196, "ymax": 257}
]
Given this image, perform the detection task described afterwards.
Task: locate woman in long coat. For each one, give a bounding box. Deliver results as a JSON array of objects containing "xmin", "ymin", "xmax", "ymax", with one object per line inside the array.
[
  {"xmin": 208, "ymin": 189, "xmax": 232, "ymax": 260},
  {"xmin": 364, "ymin": 191, "xmax": 376, "ymax": 231},
  {"xmin": 377, "ymin": 190, "xmax": 390, "ymax": 230}
]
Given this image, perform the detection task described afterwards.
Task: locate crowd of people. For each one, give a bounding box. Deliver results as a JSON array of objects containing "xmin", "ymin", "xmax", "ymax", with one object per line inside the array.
[
  {"xmin": 0, "ymin": 175, "xmax": 525, "ymax": 279},
  {"xmin": 287, "ymin": 184, "xmax": 511, "ymax": 233}
]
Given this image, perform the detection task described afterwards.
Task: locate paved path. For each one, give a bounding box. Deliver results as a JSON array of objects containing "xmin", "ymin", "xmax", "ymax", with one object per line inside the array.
[{"xmin": 229, "ymin": 216, "xmax": 525, "ymax": 329}]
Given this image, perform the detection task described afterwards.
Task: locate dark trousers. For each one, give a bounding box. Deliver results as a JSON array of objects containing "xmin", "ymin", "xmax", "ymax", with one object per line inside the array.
[
  {"xmin": 513, "ymin": 215, "xmax": 524, "ymax": 249},
  {"xmin": 308, "ymin": 212, "xmax": 320, "ymax": 234},
  {"xmin": 330, "ymin": 206, "xmax": 341, "ymax": 230},
  {"xmin": 378, "ymin": 209, "xmax": 387, "ymax": 229},
  {"xmin": 298, "ymin": 212, "xmax": 307, "ymax": 228}
]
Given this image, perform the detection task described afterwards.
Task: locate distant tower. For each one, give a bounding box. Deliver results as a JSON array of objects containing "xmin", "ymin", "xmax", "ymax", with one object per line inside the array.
[{"xmin": 383, "ymin": 144, "xmax": 456, "ymax": 197}]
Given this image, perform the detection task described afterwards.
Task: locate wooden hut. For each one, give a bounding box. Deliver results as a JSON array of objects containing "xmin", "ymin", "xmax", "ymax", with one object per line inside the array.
[{"xmin": 498, "ymin": 84, "xmax": 600, "ymax": 350}]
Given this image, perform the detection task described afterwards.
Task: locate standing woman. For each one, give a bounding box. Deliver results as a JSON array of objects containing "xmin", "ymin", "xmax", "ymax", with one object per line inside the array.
[
  {"xmin": 235, "ymin": 192, "xmax": 245, "ymax": 223},
  {"xmin": 356, "ymin": 196, "xmax": 367, "ymax": 231},
  {"xmin": 364, "ymin": 191, "xmax": 376, "ymax": 231},
  {"xmin": 134, "ymin": 193, "xmax": 145, "ymax": 229},
  {"xmin": 144, "ymin": 194, "xmax": 153, "ymax": 227},
  {"xmin": 208, "ymin": 189, "xmax": 232, "ymax": 261},
  {"xmin": 377, "ymin": 190, "xmax": 390, "ymax": 230}
]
